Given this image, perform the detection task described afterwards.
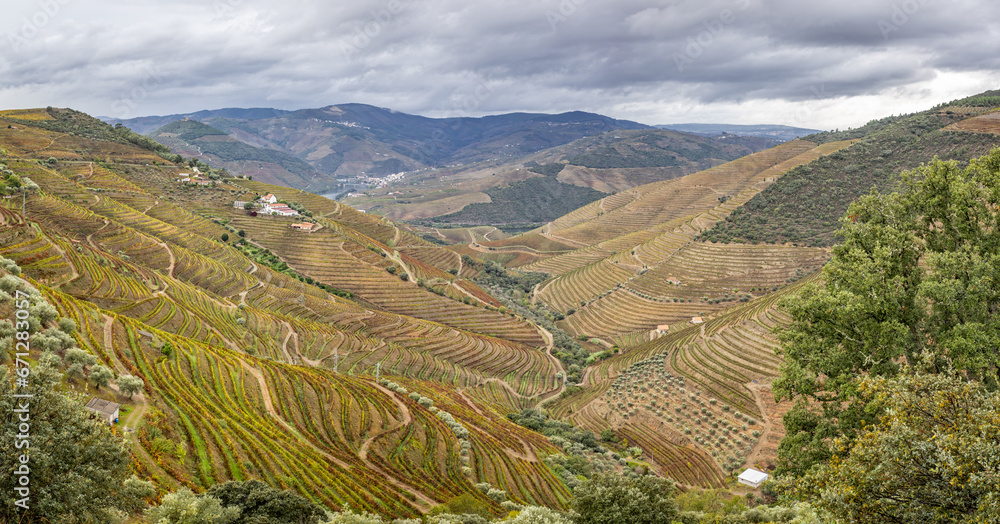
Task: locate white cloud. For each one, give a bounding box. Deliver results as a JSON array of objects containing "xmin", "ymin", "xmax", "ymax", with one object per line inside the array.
[{"xmin": 0, "ymin": 0, "xmax": 997, "ymax": 129}]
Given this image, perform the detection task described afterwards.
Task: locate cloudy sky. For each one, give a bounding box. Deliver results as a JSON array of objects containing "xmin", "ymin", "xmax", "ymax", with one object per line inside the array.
[{"xmin": 1, "ymin": 0, "xmax": 998, "ymax": 130}]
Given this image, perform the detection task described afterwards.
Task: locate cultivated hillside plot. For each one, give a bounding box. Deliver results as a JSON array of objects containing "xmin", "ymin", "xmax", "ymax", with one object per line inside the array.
[
  {"xmin": 0, "ymin": 108, "xmax": 576, "ymax": 519},
  {"xmin": 512, "ymin": 140, "xmax": 849, "ymax": 342}
]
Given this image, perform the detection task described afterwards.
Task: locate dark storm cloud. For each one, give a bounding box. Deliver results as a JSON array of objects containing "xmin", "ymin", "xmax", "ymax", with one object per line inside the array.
[{"xmin": 0, "ymin": 0, "xmax": 997, "ymax": 128}]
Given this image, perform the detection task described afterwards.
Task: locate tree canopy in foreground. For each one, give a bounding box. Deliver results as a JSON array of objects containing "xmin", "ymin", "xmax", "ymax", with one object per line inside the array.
[
  {"xmin": 790, "ymin": 363, "xmax": 1000, "ymax": 523},
  {"xmin": 775, "ymin": 148, "xmax": 1000, "ymax": 476}
]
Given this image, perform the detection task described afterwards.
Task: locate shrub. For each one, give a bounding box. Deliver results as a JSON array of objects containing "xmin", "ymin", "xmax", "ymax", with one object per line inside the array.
[{"xmin": 485, "ymin": 488, "xmax": 507, "ymax": 502}]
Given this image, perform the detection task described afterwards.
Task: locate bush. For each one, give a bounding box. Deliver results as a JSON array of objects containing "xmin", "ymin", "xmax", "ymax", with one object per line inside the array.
[
  {"xmin": 427, "ymin": 494, "xmax": 492, "ymax": 519},
  {"xmin": 485, "ymin": 488, "xmax": 507, "ymax": 502},
  {"xmin": 145, "ymin": 489, "xmax": 239, "ymax": 524},
  {"xmin": 323, "ymin": 508, "xmax": 387, "ymax": 523},
  {"xmin": 574, "ymin": 474, "xmax": 678, "ymax": 524},
  {"xmin": 505, "ymin": 506, "xmax": 571, "ymax": 523},
  {"xmin": 57, "ymin": 317, "xmax": 77, "ymax": 334},
  {"xmin": 207, "ymin": 479, "xmax": 327, "ymax": 524}
]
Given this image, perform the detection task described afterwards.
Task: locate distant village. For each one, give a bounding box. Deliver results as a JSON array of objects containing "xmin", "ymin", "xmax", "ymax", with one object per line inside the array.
[{"xmin": 338, "ymin": 170, "xmax": 408, "ymax": 194}]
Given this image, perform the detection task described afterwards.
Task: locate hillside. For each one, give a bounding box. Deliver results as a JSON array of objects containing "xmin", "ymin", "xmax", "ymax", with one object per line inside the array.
[
  {"xmin": 351, "ymin": 129, "xmax": 771, "ymax": 224},
  {"xmin": 656, "ymin": 123, "xmax": 821, "ymax": 142},
  {"xmin": 702, "ymin": 90, "xmax": 1000, "ymax": 246},
  {"xmin": 429, "ymin": 176, "xmax": 606, "ymax": 227},
  {"xmin": 0, "ymin": 108, "xmax": 576, "ymax": 519},
  {"xmin": 106, "ymin": 105, "xmax": 652, "ymax": 192},
  {"xmin": 149, "ymin": 119, "xmax": 327, "ymax": 189},
  {"xmin": 433, "ymin": 137, "xmax": 854, "ymax": 481},
  {"xmin": 9, "ymin": 101, "xmax": 972, "ymax": 520}
]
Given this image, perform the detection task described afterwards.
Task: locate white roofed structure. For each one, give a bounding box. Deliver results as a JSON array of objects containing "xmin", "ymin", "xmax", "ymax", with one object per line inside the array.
[{"xmin": 738, "ymin": 468, "xmax": 769, "ymax": 488}]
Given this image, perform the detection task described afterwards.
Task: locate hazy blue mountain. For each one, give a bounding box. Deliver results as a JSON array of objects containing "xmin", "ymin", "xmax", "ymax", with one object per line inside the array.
[{"xmin": 655, "ymin": 123, "xmax": 822, "ymax": 142}]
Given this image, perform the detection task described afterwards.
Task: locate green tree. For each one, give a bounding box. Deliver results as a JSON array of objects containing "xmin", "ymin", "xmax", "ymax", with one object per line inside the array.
[
  {"xmin": 146, "ymin": 489, "xmax": 239, "ymax": 524},
  {"xmin": 57, "ymin": 317, "xmax": 77, "ymax": 334},
  {"xmin": 322, "ymin": 508, "xmax": 386, "ymax": 523},
  {"xmin": 572, "ymin": 473, "xmax": 678, "ymax": 524},
  {"xmin": 222, "ymin": 233, "xmax": 230, "ymax": 242},
  {"xmin": 505, "ymin": 506, "xmax": 571, "ymax": 524},
  {"xmin": 66, "ymin": 363, "xmax": 85, "ymax": 380},
  {"xmin": 428, "ymin": 494, "xmax": 493, "ymax": 519},
  {"xmin": 206, "ymin": 480, "xmax": 327, "ymax": 524},
  {"xmin": 88, "ymin": 364, "xmax": 115, "ymax": 389},
  {"xmin": 117, "ymin": 374, "xmax": 145, "ymax": 398},
  {"xmin": 427, "ymin": 515, "xmax": 488, "ymax": 524},
  {"xmin": 774, "ymin": 149, "xmax": 1000, "ymax": 476},
  {"xmin": 791, "ymin": 362, "xmax": 1000, "ymax": 523},
  {"xmin": 65, "ymin": 347, "xmax": 97, "ymax": 368},
  {"xmin": 0, "ymin": 368, "xmax": 151, "ymax": 522}
]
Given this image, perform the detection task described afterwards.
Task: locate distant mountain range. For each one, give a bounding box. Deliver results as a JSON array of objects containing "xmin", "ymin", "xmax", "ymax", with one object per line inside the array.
[
  {"xmin": 655, "ymin": 123, "xmax": 822, "ymax": 142},
  {"xmin": 104, "ymin": 104, "xmax": 651, "ymax": 191},
  {"xmin": 104, "ymin": 106, "xmax": 815, "ymax": 194}
]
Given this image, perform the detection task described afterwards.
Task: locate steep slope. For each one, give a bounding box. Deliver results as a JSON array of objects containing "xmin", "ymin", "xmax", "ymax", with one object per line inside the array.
[
  {"xmin": 105, "ymin": 104, "xmax": 652, "ymax": 189},
  {"xmin": 424, "ymin": 138, "xmax": 853, "ymax": 489},
  {"xmin": 655, "ymin": 123, "xmax": 821, "ymax": 142},
  {"xmin": 0, "ymin": 108, "xmax": 573, "ymax": 518},
  {"xmin": 431, "ymin": 177, "xmax": 606, "ymax": 227},
  {"xmin": 702, "ymin": 90, "xmax": 1000, "ymax": 246},
  {"xmin": 149, "ymin": 119, "xmax": 326, "ymax": 188},
  {"xmin": 356, "ymin": 129, "xmax": 771, "ymax": 223},
  {"xmin": 451, "ymin": 139, "xmax": 851, "ymax": 347}
]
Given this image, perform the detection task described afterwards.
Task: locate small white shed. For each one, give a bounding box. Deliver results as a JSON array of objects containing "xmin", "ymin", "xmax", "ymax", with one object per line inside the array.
[
  {"xmin": 738, "ymin": 468, "xmax": 769, "ymax": 489},
  {"xmin": 85, "ymin": 397, "xmax": 120, "ymax": 425}
]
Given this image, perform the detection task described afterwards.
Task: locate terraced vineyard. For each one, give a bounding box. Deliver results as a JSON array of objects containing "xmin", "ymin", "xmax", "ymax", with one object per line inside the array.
[
  {"xmin": 0, "ymin": 109, "xmax": 576, "ymax": 518},
  {"xmin": 517, "ymin": 141, "xmax": 847, "ymax": 343},
  {"xmin": 548, "ymin": 281, "xmax": 812, "ymax": 485},
  {"xmin": 0, "ymin": 106, "xmax": 895, "ymax": 511},
  {"xmin": 433, "ymin": 137, "xmax": 854, "ymax": 486}
]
